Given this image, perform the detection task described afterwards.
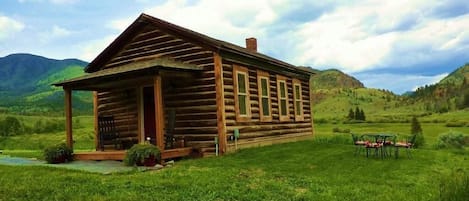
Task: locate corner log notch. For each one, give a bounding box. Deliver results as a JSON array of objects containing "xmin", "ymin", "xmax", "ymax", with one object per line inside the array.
[{"xmin": 214, "ymin": 52, "xmax": 227, "ymax": 154}]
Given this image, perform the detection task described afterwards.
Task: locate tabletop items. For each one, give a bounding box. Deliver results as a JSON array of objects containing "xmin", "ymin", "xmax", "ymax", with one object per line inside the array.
[{"xmin": 351, "ymin": 133, "xmax": 415, "ymax": 159}]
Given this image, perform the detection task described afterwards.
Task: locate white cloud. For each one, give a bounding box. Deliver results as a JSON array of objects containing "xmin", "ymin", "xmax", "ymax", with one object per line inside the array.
[
  {"xmin": 49, "ymin": 0, "xmax": 78, "ymax": 4},
  {"xmin": 0, "ymin": 15, "xmax": 25, "ymax": 41},
  {"xmin": 18, "ymin": 0, "xmax": 78, "ymax": 4},
  {"xmin": 356, "ymin": 72, "xmax": 449, "ymax": 94},
  {"xmin": 78, "ymin": 35, "xmax": 117, "ymax": 62},
  {"xmin": 141, "ymin": 0, "xmax": 292, "ymax": 51},
  {"xmin": 291, "ymin": 0, "xmax": 469, "ymax": 73},
  {"xmin": 38, "ymin": 25, "xmax": 73, "ymax": 43}
]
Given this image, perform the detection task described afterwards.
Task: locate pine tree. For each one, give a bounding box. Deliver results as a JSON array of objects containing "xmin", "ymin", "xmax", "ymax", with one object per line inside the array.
[
  {"xmin": 348, "ymin": 108, "xmax": 355, "ymax": 120},
  {"xmin": 410, "ymin": 116, "xmax": 424, "ymax": 148},
  {"xmin": 355, "ymin": 107, "xmax": 360, "ymax": 120},
  {"xmin": 360, "ymin": 109, "xmax": 366, "ymax": 121}
]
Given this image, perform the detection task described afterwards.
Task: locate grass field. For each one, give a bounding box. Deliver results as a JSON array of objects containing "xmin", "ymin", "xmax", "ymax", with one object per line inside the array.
[
  {"xmin": 1, "ymin": 140, "xmax": 468, "ymax": 201},
  {"xmin": 0, "ymin": 114, "xmax": 468, "ymax": 200}
]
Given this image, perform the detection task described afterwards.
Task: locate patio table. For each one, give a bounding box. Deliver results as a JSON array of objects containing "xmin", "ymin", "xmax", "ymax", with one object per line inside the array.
[{"xmin": 361, "ymin": 133, "xmax": 396, "ymax": 158}]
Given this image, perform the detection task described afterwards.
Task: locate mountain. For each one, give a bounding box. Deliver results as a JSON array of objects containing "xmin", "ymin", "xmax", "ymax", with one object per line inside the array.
[
  {"xmin": 311, "ymin": 69, "xmax": 364, "ymax": 90},
  {"xmin": 311, "ymin": 63, "xmax": 469, "ymax": 121},
  {"xmin": 411, "ymin": 63, "xmax": 469, "ymax": 112},
  {"xmin": 0, "ymin": 53, "xmax": 87, "ymax": 92},
  {"xmin": 0, "ymin": 53, "xmax": 91, "ymax": 114}
]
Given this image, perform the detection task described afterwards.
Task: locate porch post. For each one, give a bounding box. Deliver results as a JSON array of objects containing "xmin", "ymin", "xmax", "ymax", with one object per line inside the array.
[
  {"xmin": 93, "ymin": 91, "xmax": 99, "ymax": 150},
  {"xmin": 64, "ymin": 88, "xmax": 73, "ymax": 149},
  {"xmin": 154, "ymin": 74, "xmax": 165, "ymax": 151},
  {"xmin": 214, "ymin": 52, "xmax": 227, "ymax": 154}
]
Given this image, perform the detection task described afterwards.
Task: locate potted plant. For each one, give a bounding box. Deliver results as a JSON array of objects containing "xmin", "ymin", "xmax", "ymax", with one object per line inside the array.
[
  {"xmin": 124, "ymin": 144, "xmax": 161, "ymax": 166},
  {"xmin": 44, "ymin": 143, "xmax": 73, "ymax": 164}
]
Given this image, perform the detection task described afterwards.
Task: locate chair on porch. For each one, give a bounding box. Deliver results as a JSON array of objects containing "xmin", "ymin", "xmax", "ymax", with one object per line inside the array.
[
  {"xmin": 165, "ymin": 109, "xmax": 177, "ymax": 149},
  {"xmin": 98, "ymin": 115, "xmax": 121, "ymax": 151}
]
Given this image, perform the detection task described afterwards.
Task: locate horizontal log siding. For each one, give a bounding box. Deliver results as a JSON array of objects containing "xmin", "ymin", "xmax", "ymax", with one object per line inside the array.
[
  {"xmin": 164, "ymin": 65, "xmax": 218, "ymax": 151},
  {"xmin": 103, "ymin": 25, "xmax": 214, "ymax": 69},
  {"xmin": 223, "ymin": 61, "xmax": 312, "ymax": 147},
  {"xmin": 94, "ymin": 25, "xmax": 219, "ymax": 154},
  {"xmin": 97, "ymin": 88, "xmax": 139, "ymax": 149}
]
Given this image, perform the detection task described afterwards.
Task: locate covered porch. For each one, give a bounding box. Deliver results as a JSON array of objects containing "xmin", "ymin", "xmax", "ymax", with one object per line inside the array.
[{"xmin": 54, "ymin": 58, "xmax": 204, "ymax": 160}]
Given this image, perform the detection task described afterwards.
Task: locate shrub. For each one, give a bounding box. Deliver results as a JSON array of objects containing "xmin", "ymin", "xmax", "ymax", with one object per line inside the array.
[
  {"xmin": 44, "ymin": 143, "xmax": 73, "ymax": 164},
  {"xmin": 445, "ymin": 121, "xmax": 466, "ymax": 127},
  {"xmin": 410, "ymin": 117, "xmax": 424, "ymax": 148},
  {"xmin": 439, "ymin": 170, "xmax": 469, "ymax": 201},
  {"xmin": 332, "ymin": 127, "xmax": 351, "ymax": 133},
  {"xmin": 124, "ymin": 144, "xmax": 161, "ymax": 166},
  {"xmin": 435, "ymin": 131, "xmax": 468, "ymax": 149}
]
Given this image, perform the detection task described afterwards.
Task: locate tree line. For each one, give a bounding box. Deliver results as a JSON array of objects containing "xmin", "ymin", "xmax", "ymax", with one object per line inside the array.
[
  {"xmin": 0, "ymin": 116, "xmax": 73, "ymax": 137},
  {"xmin": 348, "ymin": 107, "xmax": 366, "ymax": 121}
]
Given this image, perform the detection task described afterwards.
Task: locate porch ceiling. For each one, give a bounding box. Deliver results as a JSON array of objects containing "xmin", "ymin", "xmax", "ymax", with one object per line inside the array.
[{"xmin": 52, "ymin": 57, "xmax": 203, "ymax": 90}]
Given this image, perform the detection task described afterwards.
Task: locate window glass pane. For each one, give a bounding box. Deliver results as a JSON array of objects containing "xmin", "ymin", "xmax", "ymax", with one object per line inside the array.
[
  {"xmin": 238, "ymin": 73, "xmax": 246, "ymax": 93},
  {"xmin": 295, "ymin": 85, "xmax": 300, "ymax": 99},
  {"xmin": 281, "ymin": 100, "xmax": 287, "ymax": 115},
  {"xmin": 238, "ymin": 95, "xmax": 247, "ymax": 115},
  {"xmin": 262, "ymin": 98, "xmax": 270, "ymax": 116},
  {"xmin": 296, "ymin": 101, "xmax": 301, "ymax": 115},
  {"xmin": 280, "ymin": 82, "xmax": 286, "ymax": 98},
  {"xmin": 261, "ymin": 78, "xmax": 268, "ymax": 96}
]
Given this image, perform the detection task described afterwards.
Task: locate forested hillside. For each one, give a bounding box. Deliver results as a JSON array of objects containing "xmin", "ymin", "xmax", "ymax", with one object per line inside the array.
[{"xmin": 0, "ymin": 54, "xmax": 91, "ymax": 115}]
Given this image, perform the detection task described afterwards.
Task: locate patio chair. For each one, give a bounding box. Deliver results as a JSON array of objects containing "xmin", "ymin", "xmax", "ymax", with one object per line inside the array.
[
  {"xmin": 381, "ymin": 134, "xmax": 396, "ymax": 158},
  {"xmin": 164, "ymin": 109, "xmax": 177, "ymax": 149},
  {"xmin": 98, "ymin": 115, "xmax": 121, "ymax": 151},
  {"xmin": 362, "ymin": 134, "xmax": 383, "ymax": 158},
  {"xmin": 351, "ymin": 133, "xmax": 366, "ymax": 156},
  {"xmin": 394, "ymin": 134, "xmax": 416, "ymax": 158}
]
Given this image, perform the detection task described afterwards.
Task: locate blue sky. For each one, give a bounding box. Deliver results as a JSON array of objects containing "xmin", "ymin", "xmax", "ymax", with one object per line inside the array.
[{"xmin": 1, "ymin": 0, "xmax": 468, "ymax": 94}]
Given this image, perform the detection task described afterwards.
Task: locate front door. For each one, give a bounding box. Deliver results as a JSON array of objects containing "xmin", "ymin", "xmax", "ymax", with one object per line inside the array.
[{"xmin": 143, "ymin": 86, "xmax": 156, "ymax": 144}]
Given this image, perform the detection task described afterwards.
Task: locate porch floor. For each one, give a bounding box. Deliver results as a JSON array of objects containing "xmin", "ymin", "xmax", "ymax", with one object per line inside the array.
[{"xmin": 75, "ymin": 147, "xmax": 193, "ymax": 161}]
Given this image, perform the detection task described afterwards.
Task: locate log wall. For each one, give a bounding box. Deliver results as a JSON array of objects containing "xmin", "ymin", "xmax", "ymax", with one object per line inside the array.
[
  {"xmin": 95, "ymin": 25, "xmax": 219, "ymax": 153},
  {"xmin": 97, "ymin": 88, "xmax": 139, "ymax": 149},
  {"xmin": 222, "ymin": 60, "xmax": 312, "ymax": 150}
]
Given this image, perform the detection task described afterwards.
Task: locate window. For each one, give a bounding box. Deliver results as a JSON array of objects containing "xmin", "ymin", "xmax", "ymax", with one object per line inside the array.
[
  {"xmin": 233, "ymin": 65, "xmax": 251, "ymax": 121},
  {"xmin": 276, "ymin": 75, "xmax": 289, "ymax": 121},
  {"xmin": 293, "ymin": 79, "xmax": 304, "ymax": 121},
  {"xmin": 257, "ymin": 70, "xmax": 271, "ymax": 122}
]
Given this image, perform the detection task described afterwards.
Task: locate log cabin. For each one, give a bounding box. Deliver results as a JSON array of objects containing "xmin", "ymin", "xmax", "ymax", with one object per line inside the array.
[{"xmin": 53, "ymin": 13, "xmax": 315, "ymax": 160}]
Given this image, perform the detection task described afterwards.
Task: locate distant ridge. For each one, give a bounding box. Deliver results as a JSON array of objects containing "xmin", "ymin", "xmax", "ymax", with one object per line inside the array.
[
  {"xmin": 0, "ymin": 53, "xmax": 90, "ymax": 114},
  {"xmin": 311, "ymin": 68, "xmax": 364, "ymax": 89}
]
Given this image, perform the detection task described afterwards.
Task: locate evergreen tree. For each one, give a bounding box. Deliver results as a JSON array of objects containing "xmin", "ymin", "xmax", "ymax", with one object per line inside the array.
[
  {"xmin": 360, "ymin": 109, "xmax": 366, "ymax": 121},
  {"xmin": 355, "ymin": 107, "xmax": 360, "ymax": 120},
  {"xmin": 410, "ymin": 116, "xmax": 424, "ymax": 148},
  {"xmin": 463, "ymin": 91, "xmax": 469, "ymax": 109},
  {"xmin": 348, "ymin": 108, "xmax": 355, "ymax": 120}
]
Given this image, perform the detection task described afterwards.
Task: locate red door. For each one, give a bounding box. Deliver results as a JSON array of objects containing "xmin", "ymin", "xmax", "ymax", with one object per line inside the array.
[{"xmin": 143, "ymin": 86, "xmax": 156, "ymax": 143}]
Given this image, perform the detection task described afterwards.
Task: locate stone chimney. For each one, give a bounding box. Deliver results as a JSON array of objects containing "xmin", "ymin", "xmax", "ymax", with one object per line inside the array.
[{"xmin": 245, "ymin": 37, "xmax": 257, "ymax": 52}]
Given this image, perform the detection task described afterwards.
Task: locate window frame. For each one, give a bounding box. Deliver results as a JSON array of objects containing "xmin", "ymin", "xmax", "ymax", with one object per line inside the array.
[
  {"xmin": 233, "ymin": 65, "xmax": 251, "ymax": 122},
  {"xmin": 276, "ymin": 75, "xmax": 289, "ymax": 122},
  {"xmin": 257, "ymin": 70, "xmax": 272, "ymax": 122},
  {"xmin": 292, "ymin": 78, "xmax": 304, "ymax": 121}
]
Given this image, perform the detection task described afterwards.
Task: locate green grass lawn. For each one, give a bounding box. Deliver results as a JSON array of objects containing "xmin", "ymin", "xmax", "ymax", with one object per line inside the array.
[
  {"xmin": 1, "ymin": 116, "xmax": 468, "ymax": 200},
  {"xmin": 1, "ymin": 140, "xmax": 468, "ymax": 201}
]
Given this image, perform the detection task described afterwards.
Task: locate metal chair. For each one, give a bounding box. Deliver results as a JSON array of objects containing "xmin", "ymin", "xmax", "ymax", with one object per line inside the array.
[
  {"xmin": 164, "ymin": 109, "xmax": 177, "ymax": 149},
  {"xmin": 394, "ymin": 134, "xmax": 416, "ymax": 158},
  {"xmin": 351, "ymin": 133, "xmax": 366, "ymax": 156}
]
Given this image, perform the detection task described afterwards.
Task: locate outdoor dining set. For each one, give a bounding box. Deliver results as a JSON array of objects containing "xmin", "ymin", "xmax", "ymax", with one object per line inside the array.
[{"xmin": 351, "ymin": 133, "xmax": 417, "ymax": 159}]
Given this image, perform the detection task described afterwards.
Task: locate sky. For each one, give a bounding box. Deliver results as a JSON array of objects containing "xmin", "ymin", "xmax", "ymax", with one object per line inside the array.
[{"xmin": 1, "ymin": 0, "xmax": 468, "ymax": 94}]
